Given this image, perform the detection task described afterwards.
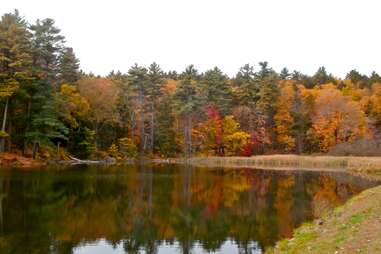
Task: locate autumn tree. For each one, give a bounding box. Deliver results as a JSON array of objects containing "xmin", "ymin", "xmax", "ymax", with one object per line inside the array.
[
  {"xmin": 256, "ymin": 62, "xmax": 280, "ymax": 150},
  {"xmin": 2, "ymin": 9, "xmax": 381, "ymax": 159},
  {"xmin": 58, "ymin": 84, "xmax": 89, "ymax": 129},
  {"xmin": 274, "ymin": 82, "xmax": 296, "ymax": 152},
  {"xmin": 200, "ymin": 105, "xmax": 250, "ymax": 156},
  {"xmin": 77, "ymin": 77, "xmax": 120, "ymax": 149},
  {"xmin": 369, "ymin": 83, "xmax": 381, "ymax": 127},
  {"xmin": 309, "ymin": 84, "xmax": 367, "ymax": 152},
  {"xmin": 222, "ymin": 116, "xmax": 250, "ymax": 156},
  {"xmin": 200, "ymin": 105, "xmax": 224, "ymax": 155}
]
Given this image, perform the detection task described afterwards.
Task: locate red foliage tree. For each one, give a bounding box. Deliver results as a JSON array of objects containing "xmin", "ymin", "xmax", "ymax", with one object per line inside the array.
[{"xmin": 205, "ymin": 105, "xmax": 224, "ymax": 155}]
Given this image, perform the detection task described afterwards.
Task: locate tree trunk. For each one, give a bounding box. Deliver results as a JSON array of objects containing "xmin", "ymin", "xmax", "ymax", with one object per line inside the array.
[
  {"xmin": 32, "ymin": 141, "xmax": 40, "ymax": 159},
  {"xmin": 185, "ymin": 114, "xmax": 193, "ymax": 156},
  {"xmin": 149, "ymin": 102, "xmax": 154, "ymax": 154},
  {"xmin": 23, "ymin": 99, "xmax": 32, "ymax": 155},
  {"xmin": 294, "ymin": 85, "xmax": 304, "ymax": 154},
  {"xmin": 57, "ymin": 141, "xmax": 61, "ymax": 155},
  {"xmin": 0, "ymin": 181, "xmax": 3, "ymax": 234},
  {"xmin": 0, "ymin": 97, "xmax": 9, "ymax": 152},
  {"xmin": 6, "ymin": 121, "xmax": 12, "ymax": 152},
  {"xmin": 296, "ymin": 132, "xmax": 304, "ymax": 154},
  {"xmin": 94, "ymin": 123, "xmax": 99, "ymax": 151},
  {"xmin": 138, "ymin": 89, "xmax": 145, "ymax": 155}
]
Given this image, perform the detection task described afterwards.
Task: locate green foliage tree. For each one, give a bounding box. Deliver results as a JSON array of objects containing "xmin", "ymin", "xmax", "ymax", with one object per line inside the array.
[
  {"xmin": 30, "ymin": 18, "xmax": 65, "ymax": 87},
  {"xmin": 74, "ymin": 127, "xmax": 96, "ymax": 159},
  {"xmin": 146, "ymin": 62, "xmax": 165, "ymax": 154},
  {"xmin": 256, "ymin": 62, "xmax": 280, "ymax": 149},
  {"xmin": 312, "ymin": 66, "xmax": 336, "ymax": 86},
  {"xmin": 234, "ymin": 64, "xmax": 258, "ymax": 106},
  {"xmin": 173, "ymin": 65, "xmax": 202, "ymax": 155},
  {"xmin": 200, "ymin": 67, "xmax": 232, "ymax": 115},
  {"xmin": 58, "ymin": 47, "xmax": 80, "ymax": 84},
  {"xmin": 127, "ymin": 64, "xmax": 149, "ymax": 155},
  {"xmin": 154, "ymin": 98, "xmax": 178, "ymax": 156},
  {"xmin": 25, "ymin": 99, "xmax": 69, "ymax": 158},
  {"xmin": 0, "ymin": 10, "xmax": 33, "ymax": 152}
]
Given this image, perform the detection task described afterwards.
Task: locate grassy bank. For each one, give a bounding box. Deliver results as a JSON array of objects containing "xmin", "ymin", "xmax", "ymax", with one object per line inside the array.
[
  {"xmin": 173, "ymin": 155, "xmax": 381, "ymax": 172},
  {"xmin": 266, "ymin": 185, "xmax": 381, "ymax": 254}
]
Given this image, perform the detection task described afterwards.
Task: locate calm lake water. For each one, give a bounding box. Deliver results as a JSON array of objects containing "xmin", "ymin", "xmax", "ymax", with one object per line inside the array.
[{"xmin": 0, "ymin": 164, "xmax": 379, "ymax": 254}]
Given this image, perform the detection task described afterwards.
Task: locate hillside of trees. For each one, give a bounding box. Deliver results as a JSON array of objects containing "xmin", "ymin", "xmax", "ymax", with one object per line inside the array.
[{"xmin": 1, "ymin": 10, "xmax": 381, "ymax": 160}]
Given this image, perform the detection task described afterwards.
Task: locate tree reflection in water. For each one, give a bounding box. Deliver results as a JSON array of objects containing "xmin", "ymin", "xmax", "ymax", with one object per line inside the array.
[{"xmin": 0, "ymin": 165, "xmax": 378, "ymax": 254}]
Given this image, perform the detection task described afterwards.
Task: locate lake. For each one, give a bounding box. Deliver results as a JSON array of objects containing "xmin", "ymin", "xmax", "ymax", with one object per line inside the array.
[{"xmin": 0, "ymin": 164, "xmax": 379, "ymax": 254}]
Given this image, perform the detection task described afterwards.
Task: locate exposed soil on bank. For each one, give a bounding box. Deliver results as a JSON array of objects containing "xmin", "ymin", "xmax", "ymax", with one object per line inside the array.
[
  {"xmin": 266, "ymin": 185, "xmax": 381, "ymax": 254},
  {"xmin": 0, "ymin": 152, "xmax": 44, "ymax": 169}
]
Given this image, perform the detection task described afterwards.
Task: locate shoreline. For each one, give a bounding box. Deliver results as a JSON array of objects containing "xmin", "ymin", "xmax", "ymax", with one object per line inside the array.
[
  {"xmin": 155, "ymin": 155, "xmax": 381, "ymax": 173},
  {"xmin": 266, "ymin": 184, "xmax": 381, "ymax": 254},
  {"xmin": 2, "ymin": 153, "xmax": 381, "ymax": 173}
]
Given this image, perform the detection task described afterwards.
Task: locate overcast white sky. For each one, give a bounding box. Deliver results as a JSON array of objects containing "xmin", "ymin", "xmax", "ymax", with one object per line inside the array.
[{"xmin": 2, "ymin": 0, "xmax": 381, "ymax": 77}]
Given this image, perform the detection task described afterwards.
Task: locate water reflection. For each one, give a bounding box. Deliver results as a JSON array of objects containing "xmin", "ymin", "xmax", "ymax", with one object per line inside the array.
[
  {"xmin": 0, "ymin": 165, "xmax": 379, "ymax": 254},
  {"xmin": 73, "ymin": 239, "xmax": 261, "ymax": 254}
]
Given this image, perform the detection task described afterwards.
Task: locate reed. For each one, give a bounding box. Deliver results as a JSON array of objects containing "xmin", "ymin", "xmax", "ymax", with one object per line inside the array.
[{"xmin": 182, "ymin": 155, "xmax": 381, "ymax": 172}]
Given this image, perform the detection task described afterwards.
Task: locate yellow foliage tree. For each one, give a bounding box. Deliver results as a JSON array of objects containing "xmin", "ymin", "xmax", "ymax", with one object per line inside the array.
[
  {"xmin": 199, "ymin": 114, "xmax": 250, "ymax": 156},
  {"xmin": 118, "ymin": 137, "xmax": 138, "ymax": 157},
  {"xmin": 59, "ymin": 84, "xmax": 90, "ymax": 128},
  {"xmin": 222, "ymin": 116, "xmax": 250, "ymax": 156},
  {"xmin": 107, "ymin": 143, "xmax": 120, "ymax": 159},
  {"xmin": 369, "ymin": 83, "xmax": 381, "ymax": 126}
]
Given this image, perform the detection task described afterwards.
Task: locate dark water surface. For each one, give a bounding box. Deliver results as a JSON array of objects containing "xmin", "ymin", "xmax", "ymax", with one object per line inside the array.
[{"xmin": 0, "ymin": 165, "xmax": 379, "ymax": 254}]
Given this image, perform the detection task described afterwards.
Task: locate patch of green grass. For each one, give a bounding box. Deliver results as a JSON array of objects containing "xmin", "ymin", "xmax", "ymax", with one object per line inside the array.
[
  {"xmin": 334, "ymin": 231, "xmax": 348, "ymax": 244},
  {"xmin": 335, "ymin": 211, "xmax": 370, "ymax": 246},
  {"xmin": 349, "ymin": 213, "xmax": 368, "ymax": 225},
  {"xmin": 267, "ymin": 222, "xmax": 318, "ymax": 254}
]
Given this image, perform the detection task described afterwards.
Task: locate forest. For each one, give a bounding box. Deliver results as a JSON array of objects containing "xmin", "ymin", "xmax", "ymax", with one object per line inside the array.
[{"xmin": 1, "ymin": 10, "xmax": 381, "ymax": 160}]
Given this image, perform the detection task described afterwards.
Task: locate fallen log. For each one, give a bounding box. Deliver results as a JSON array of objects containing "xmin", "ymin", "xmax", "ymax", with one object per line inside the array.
[{"xmin": 60, "ymin": 155, "xmax": 116, "ymax": 166}]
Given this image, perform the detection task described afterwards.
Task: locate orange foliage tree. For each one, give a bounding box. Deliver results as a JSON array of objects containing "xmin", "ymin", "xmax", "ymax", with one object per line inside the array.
[
  {"xmin": 309, "ymin": 84, "xmax": 367, "ymax": 152},
  {"xmin": 274, "ymin": 81, "xmax": 296, "ymax": 152},
  {"xmin": 77, "ymin": 77, "xmax": 121, "ymax": 148}
]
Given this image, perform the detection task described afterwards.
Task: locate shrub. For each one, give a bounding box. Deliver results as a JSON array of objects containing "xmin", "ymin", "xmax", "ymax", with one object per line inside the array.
[{"xmin": 329, "ymin": 138, "xmax": 381, "ymax": 156}]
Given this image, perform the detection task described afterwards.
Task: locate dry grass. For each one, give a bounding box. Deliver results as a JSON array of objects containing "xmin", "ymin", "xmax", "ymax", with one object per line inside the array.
[{"xmin": 178, "ymin": 155, "xmax": 381, "ymax": 172}]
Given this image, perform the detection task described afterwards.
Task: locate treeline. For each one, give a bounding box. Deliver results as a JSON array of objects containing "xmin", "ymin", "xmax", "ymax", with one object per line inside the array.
[{"xmin": 1, "ymin": 10, "xmax": 381, "ymax": 159}]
